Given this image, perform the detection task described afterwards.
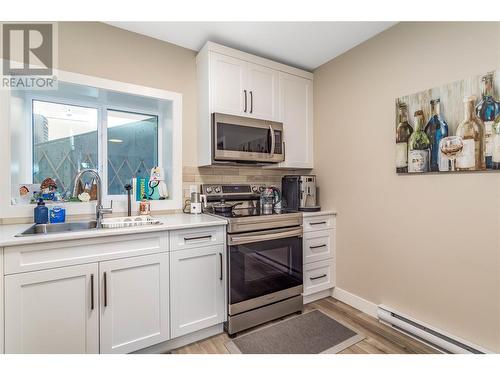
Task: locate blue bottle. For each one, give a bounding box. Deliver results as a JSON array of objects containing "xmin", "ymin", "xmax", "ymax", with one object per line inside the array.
[
  {"xmin": 476, "ymin": 73, "xmax": 500, "ymax": 169},
  {"xmin": 425, "ymin": 99, "xmax": 449, "ymax": 172},
  {"xmin": 34, "ymin": 198, "xmax": 48, "ymax": 224}
]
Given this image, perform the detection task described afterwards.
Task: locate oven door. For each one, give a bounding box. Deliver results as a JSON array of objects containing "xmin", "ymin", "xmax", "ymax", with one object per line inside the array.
[
  {"xmin": 213, "ymin": 113, "xmax": 284, "ymax": 163},
  {"xmin": 228, "ymin": 227, "xmax": 303, "ymax": 315}
]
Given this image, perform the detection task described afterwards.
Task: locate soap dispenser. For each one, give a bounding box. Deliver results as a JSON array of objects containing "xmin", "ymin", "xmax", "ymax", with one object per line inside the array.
[{"xmin": 34, "ymin": 198, "xmax": 48, "ymax": 224}]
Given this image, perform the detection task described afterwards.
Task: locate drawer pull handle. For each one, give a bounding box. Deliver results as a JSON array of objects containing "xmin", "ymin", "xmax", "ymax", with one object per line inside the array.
[
  {"xmin": 184, "ymin": 235, "xmax": 212, "ymax": 242},
  {"xmin": 219, "ymin": 253, "xmax": 223, "ymax": 281},
  {"xmin": 104, "ymin": 272, "xmax": 108, "ymax": 307},
  {"xmin": 90, "ymin": 274, "xmax": 95, "ymax": 311},
  {"xmin": 310, "ymin": 274, "xmax": 327, "ymax": 281},
  {"xmin": 310, "ymin": 244, "xmax": 327, "ymax": 249},
  {"xmin": 309, "ymin": 221, "xmax": 327, "ymax": 226}
]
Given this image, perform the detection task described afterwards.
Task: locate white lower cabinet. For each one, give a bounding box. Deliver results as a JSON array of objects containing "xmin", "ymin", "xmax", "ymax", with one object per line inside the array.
[
  {"xmin": 99, "ymin": 253, "xmax": 169, "ymax": 354},
  {"xmin": 303, "ymin": 259, "xmax": 335, "ymax": 296},
  {"xmin": 2, "ymin": 226, "xmax": 226, "ymax": 354},
  {"xmin": 170, "ymin": 245, "xmax": 225, "ymax": 338},
  {"xmin": 302, "ymin": 213, "xmax": 336, "ymax": 301},
  {"xmin": 4, "ymin": 263, "xmax": 99, "ymax": 354}
]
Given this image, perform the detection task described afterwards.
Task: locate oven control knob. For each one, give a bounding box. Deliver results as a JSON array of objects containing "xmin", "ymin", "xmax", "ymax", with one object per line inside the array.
[
  {"xmin": 205, "ymin": 186, "xmax": 213, "ymax": 194},
  {"xmin": 252, "ymin": 186, "xmax": 259, "ymax": 193},
  {"xmin": 214, "ymin": 186, "xmax": 221, "ymax": 194},
  {"xmin": 258, "ymin": 186, "xmax": 265, "ymax": 193}
]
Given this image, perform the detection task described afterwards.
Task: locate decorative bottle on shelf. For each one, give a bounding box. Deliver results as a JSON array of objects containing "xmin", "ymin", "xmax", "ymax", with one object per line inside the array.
[
  {"xmin": 424, "ymin": 99, "xmax": 448, "ymax": 172},
  {"xmin": 457, "ymin": 96, "xmax": 485, "ymax": 171},
  {"xmin": 408, "ymin": 110, "xmax": 431, "ymax": 173},
  {"xmin": 493, "ymin": 113, "xmax": 500, "ymax": 170},
  {"xmin": 476, "ymin": 72, "xmax": 500, "ymax": 169},
  {"xmin": 395, "ymin": 103, "xmax": 413, "ymax": 173}
]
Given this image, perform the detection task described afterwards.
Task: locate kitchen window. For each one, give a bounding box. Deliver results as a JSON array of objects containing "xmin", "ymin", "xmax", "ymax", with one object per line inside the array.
[
  {"xmin": 31, "ymin": 100, "xmax": 159, "ymax": 198},
  {"xmin": 3, "ymin": 70, "xmax": 182, "ymax": 218}
]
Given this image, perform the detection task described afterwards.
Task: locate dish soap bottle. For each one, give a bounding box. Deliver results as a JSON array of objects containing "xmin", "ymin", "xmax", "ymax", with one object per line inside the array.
[{"xmin": 34, "ymin": 198, "xmax": 48, "ymax": 224}]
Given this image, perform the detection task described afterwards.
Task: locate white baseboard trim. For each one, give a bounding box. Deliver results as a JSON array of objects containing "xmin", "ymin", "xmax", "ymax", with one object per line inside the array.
[
  {"xmin": 133, "ymin": 324, "xmax": 223, "ymax": 354},
  {"xmin": 331, "ymin": 287, "xmax": 378, "ymax": 317},
  {"xmin": 303, "ymin": 289, "xmax": 331, "ymax": 304}
]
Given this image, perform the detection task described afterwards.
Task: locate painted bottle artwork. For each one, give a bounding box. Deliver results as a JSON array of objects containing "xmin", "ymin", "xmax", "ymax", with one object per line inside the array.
[
  {"xmin": 408, "ymin": 110, "xmax": 430, "ymax": 173},
  {"xmin": 476, "ymin": 72, "xmax": 500, "ymax": 169},
  {"xmin": 395, "ymin": 69, "xmax": 498, "ymax": 175},
  {"xmin": 424, "ymin": 99, "xmax": 448, "ymax": 172},
  {"xmin": 456, "ymin": 96, "xmax": 485, "ymax": 171},
  {"xmin": 395, "ymin": 103, "xmax": 413, "ymax": 173},
  {"xmin": 493, "ymin": 114, "xmax": 500, "ymax": 170}
]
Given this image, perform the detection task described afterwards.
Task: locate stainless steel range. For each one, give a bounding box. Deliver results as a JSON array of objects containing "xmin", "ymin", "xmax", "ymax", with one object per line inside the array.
[{"xmin": 201, "ymin": 183, "xmax": 303, "ymax": 336}]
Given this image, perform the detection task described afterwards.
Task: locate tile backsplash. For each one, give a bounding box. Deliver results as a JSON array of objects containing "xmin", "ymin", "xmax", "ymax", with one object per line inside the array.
[
  {"xmin": 182, "ymin": 165, "xmax": 311, "ymax": 200},
  {"xmin": 0, "ymin": 166, "xmax": 310, "ymax": 224}
]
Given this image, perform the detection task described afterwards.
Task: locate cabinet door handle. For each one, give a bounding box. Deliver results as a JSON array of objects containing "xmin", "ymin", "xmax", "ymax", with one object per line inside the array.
[
  {"xmin": 243, "ymin": 90, "xmax": 247, "ymax": 112},
  {"xmin": 250, "ymin": 91, "xmax": 253, "ymax": 113},
  {"xmin": 90, "ymin": 274, "xmax": 95, "ymax": 310},
  {"xmin": 310, "ymin": 244, "xmax": 327, "ymax": 249},
  {"xmin": 309, "ymin": 221, "xmax": 327, "ymax": 226},
  {"xmin": 184, "ymin": 235, "xmax": 212, "ymax": 242},
  {"xmin": 310, "ymin": 274, "xmax": 327, "ymax": 281},
  {"xmin": 219, "ymin": 253, "xmax": 223, "ymax": 281},
  {"xmin": 103, "ymin": 272, "xmax": 108, "ymax": 307}
]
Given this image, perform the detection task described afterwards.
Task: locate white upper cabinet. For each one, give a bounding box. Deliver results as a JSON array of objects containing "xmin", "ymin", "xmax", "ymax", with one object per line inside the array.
[
  {"xmin": 210, "ymin": 53, "xmax": 247, "ymax": 116},
  {"xmin": 210, "ymin": 52, "xmax": 278, "ymax": 121},
  {"xmin": 278, "ymin": 72, "xmax": 314, "ymax": 169},
  {"xmin": 99, "ymin": 253, "xmax": 169, "ymax": 354},
  {"xmin": 4, "ymin": 263, "xmax": 99, "ymax": 354},
  {"xmin": 197, "ymin": 42, "xmax": 313, "ymax": 167},
  {"xmin": 246, "ymin": 62, "xmax": 279, "ymax": 120}
]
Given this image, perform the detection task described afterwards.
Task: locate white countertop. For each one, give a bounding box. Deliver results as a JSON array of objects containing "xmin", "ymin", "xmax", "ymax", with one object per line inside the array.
[
  {"xmin": 0, "ymin": 213, "xmax": 227, "ymax": 247},
  {"xmin": 301, "ymin": 210, "xmax": 337, "ymax": 217}
]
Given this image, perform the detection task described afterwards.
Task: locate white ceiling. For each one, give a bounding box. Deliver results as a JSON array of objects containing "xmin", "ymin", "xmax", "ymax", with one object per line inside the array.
[{"xmin": 106, "ymin": 22, "xmax": 397, "ymax": 71}]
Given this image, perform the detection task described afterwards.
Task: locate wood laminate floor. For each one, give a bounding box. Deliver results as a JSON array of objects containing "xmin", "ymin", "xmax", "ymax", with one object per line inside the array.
[{"xmin": 171, "ymin": 296, "xmax": 440, "ymax": 354}]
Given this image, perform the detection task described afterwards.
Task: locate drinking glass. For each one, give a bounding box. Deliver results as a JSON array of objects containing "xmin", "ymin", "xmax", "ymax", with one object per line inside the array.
[{"xmin": 439, "ymin": 136, "xmax": 464, "ymax": 171}]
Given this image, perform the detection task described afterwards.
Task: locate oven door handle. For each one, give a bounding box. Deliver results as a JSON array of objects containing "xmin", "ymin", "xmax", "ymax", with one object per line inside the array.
[{"xmin": 228, "ymin": 227, "xmax": 302, "ymax": 246}]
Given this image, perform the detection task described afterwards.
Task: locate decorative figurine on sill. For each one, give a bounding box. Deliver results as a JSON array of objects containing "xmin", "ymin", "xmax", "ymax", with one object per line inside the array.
[
  {"xmin": 78, "ymin": 191, "xmax": 91, "ymax": 202},
  {"xmin": 40, "ymin": 177, "xmax": 58, "ymax": 201},
  {"xmin": 148, "ymin": 166, "xmax": 168, "ymax": 200}
]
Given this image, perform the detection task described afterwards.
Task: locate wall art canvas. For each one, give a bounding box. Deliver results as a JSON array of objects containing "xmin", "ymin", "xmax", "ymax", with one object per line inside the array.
[{"xmin": 395, "ymin": 70, "xmax": 500, "ymax": 174}]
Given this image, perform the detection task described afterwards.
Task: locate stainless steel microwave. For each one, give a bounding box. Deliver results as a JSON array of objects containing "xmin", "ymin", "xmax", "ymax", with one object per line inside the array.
[{"xmin": 212, "ymin": 113, "xmax": 285, "ymax": 164}]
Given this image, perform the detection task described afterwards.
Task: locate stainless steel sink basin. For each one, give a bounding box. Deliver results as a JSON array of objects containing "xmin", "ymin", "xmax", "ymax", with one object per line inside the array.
[{"xmin": 16, "ymin": 221, "xmax": 98, "ymax": 237}]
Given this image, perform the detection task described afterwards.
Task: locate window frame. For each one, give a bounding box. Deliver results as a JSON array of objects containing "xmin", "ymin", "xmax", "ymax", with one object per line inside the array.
[{"xmin": 0, "ymin": 67, "xmax": 182, "ymax": 219}]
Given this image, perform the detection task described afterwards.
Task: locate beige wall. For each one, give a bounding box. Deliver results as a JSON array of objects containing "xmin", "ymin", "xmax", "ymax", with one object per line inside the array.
[
  {"xmin": 314, "ymin": 22, "xmax": 500, "ymax": 352},
  {"xmin": 57, "ymin": 22, "xmax": 199, "ymax": 166}
]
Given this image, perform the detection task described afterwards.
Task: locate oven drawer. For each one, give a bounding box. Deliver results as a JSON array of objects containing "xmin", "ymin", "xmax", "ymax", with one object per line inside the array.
[
  {"xmin": 170, "ymin": 226, "xmax": 224, "ymax": 251},
  {"xmin": 303, "ymin": 229, "xmax": 334, "ymax": 264},
  {"xmin": 303, "ymin": 259, "xmax": 335, "ymax": 296},
  {"xmin": 303, "ymin": 215, "xmax": 335, "ymax": 232}
]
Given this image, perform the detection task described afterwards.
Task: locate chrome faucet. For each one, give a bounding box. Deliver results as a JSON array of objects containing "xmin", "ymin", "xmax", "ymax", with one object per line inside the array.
[{"xmin": 72, "ymin": 169, "xmax": 113, "ymax": 228}]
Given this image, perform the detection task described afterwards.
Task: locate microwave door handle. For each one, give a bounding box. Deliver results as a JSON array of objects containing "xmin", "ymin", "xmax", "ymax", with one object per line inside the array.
[{"xmin": 269, "ymin": 125, "xmax": 275, "ymax": 157}]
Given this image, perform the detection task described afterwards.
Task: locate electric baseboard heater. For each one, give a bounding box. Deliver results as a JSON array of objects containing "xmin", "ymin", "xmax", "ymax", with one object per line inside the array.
[{"xmin": 377, "ymin": 305, "xmax": 489, "ymax": 354}]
